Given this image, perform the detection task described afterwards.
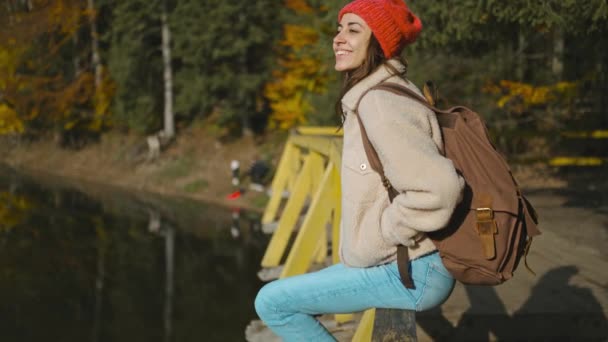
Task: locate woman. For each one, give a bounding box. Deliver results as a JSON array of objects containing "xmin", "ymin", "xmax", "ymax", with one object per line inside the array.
[{"xmin": 255, "ymin": 0, "xmax": 464, "ymax": 340}]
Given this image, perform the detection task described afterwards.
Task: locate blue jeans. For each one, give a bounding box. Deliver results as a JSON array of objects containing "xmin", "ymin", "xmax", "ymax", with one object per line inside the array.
[{"xmin": 254, "ymin": 251, "xmax": 454, "ymax": 341}]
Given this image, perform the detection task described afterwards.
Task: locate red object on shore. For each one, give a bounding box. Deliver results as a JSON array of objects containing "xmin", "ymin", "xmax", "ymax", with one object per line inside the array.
[{"xmin": 226, "ymin": 190, "xmax": 242, "ymax": 200}]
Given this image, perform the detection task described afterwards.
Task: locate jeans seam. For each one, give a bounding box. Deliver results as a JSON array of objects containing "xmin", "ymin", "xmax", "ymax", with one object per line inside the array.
[
  {"xmin": 301, "ymin": 276, "xmax": 394, "ymax": 308},
  {"xmin": 430, "ymin": 260, "xmax": 452, "ymax": 279},
  {"xmin": 415, "ymin": 264, "xmax": 433, "ymax": 311}
]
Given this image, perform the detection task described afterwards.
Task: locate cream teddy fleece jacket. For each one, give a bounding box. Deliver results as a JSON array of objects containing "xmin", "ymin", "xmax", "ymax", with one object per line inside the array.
[{"xmin": 339, "ymin": 59, "xmax": 465, "ymax": 267}]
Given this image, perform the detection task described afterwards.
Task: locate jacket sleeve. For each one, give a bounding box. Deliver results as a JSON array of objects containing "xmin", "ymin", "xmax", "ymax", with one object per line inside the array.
[{"xmin": 358, "ymin": 90, "xmax": 465, "ymax": 247}]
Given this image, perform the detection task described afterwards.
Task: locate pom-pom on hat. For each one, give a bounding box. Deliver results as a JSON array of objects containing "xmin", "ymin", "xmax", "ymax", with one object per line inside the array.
[{"xmin": 338, "ymin": 0, "xmax": 422, "ymax": 59}]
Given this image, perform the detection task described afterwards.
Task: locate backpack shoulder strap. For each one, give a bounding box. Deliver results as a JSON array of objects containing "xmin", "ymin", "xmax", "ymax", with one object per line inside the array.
[
  {"xmin": 369, "ymin": 83, "xmax": 452, "ymax": 115},
  {"xmin": 352, "ymin": 84, "xmax": 426, "ymax": 290},
  {"xmin": 353, "ymin": 82, "xmax": 443, "ymax": 198}
]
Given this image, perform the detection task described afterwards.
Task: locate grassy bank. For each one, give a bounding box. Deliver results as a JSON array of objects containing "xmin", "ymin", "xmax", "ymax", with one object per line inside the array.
[{"xmin": 0, "ymin": 124, "xmax": 289, "ymax": 213}]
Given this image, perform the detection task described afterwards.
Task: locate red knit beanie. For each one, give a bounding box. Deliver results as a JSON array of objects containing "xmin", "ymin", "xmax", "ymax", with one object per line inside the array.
[{"xmin": 338, "ymin": 0, "xmax": 422, "ymax": 59}]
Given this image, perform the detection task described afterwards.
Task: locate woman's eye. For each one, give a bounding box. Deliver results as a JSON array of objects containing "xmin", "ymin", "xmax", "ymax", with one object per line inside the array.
[{"xmin": 349, "ymin": 29, "xmax": 359, "ymax": 33}]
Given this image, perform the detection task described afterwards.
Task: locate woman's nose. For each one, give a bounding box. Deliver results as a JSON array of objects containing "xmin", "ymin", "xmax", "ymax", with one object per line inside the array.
[{"xmin": 334, "ymin": 33, "xmax": 344, "ymax": 45}]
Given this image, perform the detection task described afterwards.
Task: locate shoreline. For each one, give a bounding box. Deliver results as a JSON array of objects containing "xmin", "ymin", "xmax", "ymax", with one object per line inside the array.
[
  {"xmin": 1, "ymin": 162, "xmax": 265, "ymax": 214},
  {"xmin": 0, "ymin": 129, "xmax": 283, "ymax": 214}
]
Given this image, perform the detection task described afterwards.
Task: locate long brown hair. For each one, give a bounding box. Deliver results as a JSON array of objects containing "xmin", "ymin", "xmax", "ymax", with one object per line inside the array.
[{"xmin": 335, "ymin": 35, "xmax": 409, "ymax": 122}]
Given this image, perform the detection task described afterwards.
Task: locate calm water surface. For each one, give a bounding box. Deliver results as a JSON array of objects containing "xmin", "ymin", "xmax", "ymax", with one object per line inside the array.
[{"xmin": 0, "ymin": 165, "xmax": 268, "ymax": 342}]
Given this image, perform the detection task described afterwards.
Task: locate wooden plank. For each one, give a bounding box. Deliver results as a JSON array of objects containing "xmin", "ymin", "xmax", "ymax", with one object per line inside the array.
[{"xmin": 372, "ymin": 309, "xmax": 417, "ymax": 342}]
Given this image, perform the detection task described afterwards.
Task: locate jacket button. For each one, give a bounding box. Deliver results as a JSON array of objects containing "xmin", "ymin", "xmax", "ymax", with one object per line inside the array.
[{"xmin": 360, "ymin": 163, "xmax": 367, "ymax": 171}]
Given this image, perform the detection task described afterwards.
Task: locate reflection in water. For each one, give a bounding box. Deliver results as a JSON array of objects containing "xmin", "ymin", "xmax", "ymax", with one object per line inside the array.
[
  {"xmin": 92, "ymin": 223, "xmax": 107, "ymax": 342},
  {"xmin": 164, "ymin": 224, "xmax": 174, "ymax": 342},
  {"xmin": 0, "ymin": 165, "xmax": 268, "ymax": 342}
]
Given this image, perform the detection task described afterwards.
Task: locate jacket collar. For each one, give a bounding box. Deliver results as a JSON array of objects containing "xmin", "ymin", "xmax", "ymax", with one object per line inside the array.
[{"xmin": 341, "ymin": 59, "xmax": 406, "ymax": 112}]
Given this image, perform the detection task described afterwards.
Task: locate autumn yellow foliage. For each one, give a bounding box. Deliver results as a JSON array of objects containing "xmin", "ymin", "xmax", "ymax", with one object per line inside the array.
[
  {"xmin": 285, "ymin": 0, "xmax": 315, "ymax": 14},
  {"xmin": 0, "ymin": 192, "xmax": 30, "ymax": 233},
  {"xmin": 485, "ymin": 80, "xmax": 578, "ymax": 114},
  {"xmin": 0, "ymin": 0, "xmax": 112, "ymax": 136},
  {"xmin": 0, "ymin": 104, "xmax": 24, "ymax": 134},
  {"xmin": 265, "ymin": 1, "xmax": 331, "ymax": 130}
]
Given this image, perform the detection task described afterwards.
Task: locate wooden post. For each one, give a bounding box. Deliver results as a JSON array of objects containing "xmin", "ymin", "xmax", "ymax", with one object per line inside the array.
[{"xmin": 372, "ymin": 309, "xmax": 417, "ymax": 342}]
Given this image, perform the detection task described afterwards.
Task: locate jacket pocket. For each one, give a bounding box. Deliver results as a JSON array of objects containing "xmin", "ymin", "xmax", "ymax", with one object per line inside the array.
[{"xmin": 342, "ymin": 156, "xmax": 379, "ymax": 204}]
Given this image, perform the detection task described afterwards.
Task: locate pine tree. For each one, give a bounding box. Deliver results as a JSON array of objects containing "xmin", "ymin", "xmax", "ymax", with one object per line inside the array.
[
  {"xmin": 106, "ymin": 0, "xmax": 164, "ymax": 133},
  {"xmin": 171, "ymin": 0, "xmax": 282, "ymax": 136}
]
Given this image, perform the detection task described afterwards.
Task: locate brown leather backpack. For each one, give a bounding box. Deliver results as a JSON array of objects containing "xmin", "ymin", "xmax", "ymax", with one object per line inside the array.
[{"xmin": 355, "ymin": 82, "xmax": 541, "ymax": 288}]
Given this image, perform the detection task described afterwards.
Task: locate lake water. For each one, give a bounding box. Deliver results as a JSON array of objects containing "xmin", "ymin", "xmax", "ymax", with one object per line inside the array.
[{"xmin": 0, "ymin": 164, "xmax": 269, "ymax": 342}]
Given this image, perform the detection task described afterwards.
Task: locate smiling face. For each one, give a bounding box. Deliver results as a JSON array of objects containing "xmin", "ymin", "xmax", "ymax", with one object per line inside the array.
[{"xmin": 333, "ymin": 13, "xmax": 373, "ymax": 72}]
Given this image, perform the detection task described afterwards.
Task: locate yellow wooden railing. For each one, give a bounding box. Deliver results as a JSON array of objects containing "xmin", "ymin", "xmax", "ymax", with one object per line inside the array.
[
  {"xmin": 257, "ymin": 126, "xmax": 607, "ymax": 340},
  {"xmin": 259, "ymin": 126, "xmax": 376, "ymax": 340},
  {"xmin": 548, "ymin": 130, "xmax": 608, "ymax": 166}
]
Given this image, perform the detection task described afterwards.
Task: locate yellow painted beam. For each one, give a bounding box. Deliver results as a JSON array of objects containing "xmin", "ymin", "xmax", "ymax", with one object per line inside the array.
[
  {"xmin": 352, "ymin": 309, "xmax": 375, "ymax": 342},
  {"xmin": 313, "ymin": 226, "xmax": 327, "ymax": 264},
  {"xmin": 296, "ymin": 126, "xmax": 343, "ymax": 136},
  {"xmin": 561, "ymin": 130, "xmax": 608, "ymax": 139},
  {"xmin": 280, "ymin": 161, "xmax": 338, "ymax": 278},
  {"xmin": 287, "ymin": 146, "xmax": 302, "ymax": 191},
  {"xmin": 261, "ymin": 152, "xmax": 324, "ymax": 268},
  {"xmin": 290, "ymin": 135, "xmax": 343, "ymax": 170},
  {"xmin": 329, "ymin": 141, "xmax": 343, "ymax": 171},
  {"xmin": 334, "ymin": 313, "xmax": 355, "ymax": 324},
  {"xmin": 549, "ymin": 157, "xmax": 604, "ymax": 166},
  {"xmin": 332, "ymin": 178, "xmax": 342, "ymax": 265},
  {"xmin": 262, "ymin": 141, "xmax": 298, "ymax": 225}
]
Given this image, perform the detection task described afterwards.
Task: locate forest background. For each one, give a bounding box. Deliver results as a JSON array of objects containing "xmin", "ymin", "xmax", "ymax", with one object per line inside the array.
[{"xmin": 1, "ymin": 0, "xmax": 607, "ymax": 210}]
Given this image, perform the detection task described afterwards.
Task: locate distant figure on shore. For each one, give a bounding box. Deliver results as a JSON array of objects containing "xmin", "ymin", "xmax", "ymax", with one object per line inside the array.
[{"xmin": 247, "ymin": 159, "xmax": 270, "ymax": 192}]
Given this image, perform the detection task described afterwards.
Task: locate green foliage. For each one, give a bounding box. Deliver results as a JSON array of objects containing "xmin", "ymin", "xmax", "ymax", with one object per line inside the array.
[
  {"xmin": 171, "ymin": 0, "xmax": 282, "ymax": 134},
  {"xmin": 1, "ymin": 0, "xmax": 607, "ymax": 158},
  {"xmin": 106, "ymin": 0, "xmax": 163, "ymax": 133}
]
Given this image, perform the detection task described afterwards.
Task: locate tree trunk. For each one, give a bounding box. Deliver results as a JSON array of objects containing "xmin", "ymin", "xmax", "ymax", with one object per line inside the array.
[
  {"xmin": 599, "ymin": 50, "xmax": 607, "ymax": 126},
  {"xmin": 516, "ymin": 29, "xmax": 526, "ymax": 81},
  {"xmin": 73, "ymin": 34, "xmax": 81, "ymax": 76},
  {"xmin": 87, "ymin": 0, "xmax": 102, "ymax": 92},
  {"xmin": 161, "ymin": 0, "xmax": 175, "ymax": 139},
  {"xmin": 238, "ymin": 13, "xmax": 253, "ymax": 137},
  {"xmin": 552, "ymin": 29, "xmax": 564, "ymax": 80},
  {"xmin": 5, "ymin": 1, "xmax": 14, "ymax": 24}
]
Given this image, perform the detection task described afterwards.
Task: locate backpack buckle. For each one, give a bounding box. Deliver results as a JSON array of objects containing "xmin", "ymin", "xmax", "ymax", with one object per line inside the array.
[
  {"xmin": 381, "ymin": 175, "xmax": 392, "ymax": 190},
  {"xmin": 476, "ymin": 207, "xmax": 497, "ymax": 259},
  {"xmin": 476, "ymin": 207, "xmax": 497, "ymax": 234},
  {"xmin": 476, "ymin": 207, "xmax": 494, "ymax": 220}
]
